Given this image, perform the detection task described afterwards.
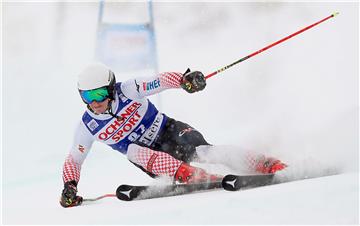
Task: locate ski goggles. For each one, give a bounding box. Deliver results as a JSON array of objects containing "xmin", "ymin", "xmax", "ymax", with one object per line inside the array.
[{"xmin": 80, "ymin": 87, "xmax": 109, "ymax": 104}]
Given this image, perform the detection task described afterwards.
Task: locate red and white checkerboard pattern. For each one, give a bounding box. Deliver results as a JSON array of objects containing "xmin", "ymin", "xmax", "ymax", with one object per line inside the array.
[
  {"xmin": 62, "ymin": 154, "xmax": 81, "ymax": 183},
  {"xmin": 244, "ymin": 152, "xmax": 263, "ymax": 171},
  {"xmin": 159, "ymin": 72, "xmax": 183, "ymax": 89},
  {"xmin": 128, "ymin": 145, "xmax": 182, "ymax": 177}
]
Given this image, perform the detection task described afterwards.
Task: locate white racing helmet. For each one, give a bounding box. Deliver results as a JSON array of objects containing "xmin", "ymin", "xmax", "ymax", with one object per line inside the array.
[{"xmin": 77, "ymin": 62, "xmax": 116, "ymax": 103}]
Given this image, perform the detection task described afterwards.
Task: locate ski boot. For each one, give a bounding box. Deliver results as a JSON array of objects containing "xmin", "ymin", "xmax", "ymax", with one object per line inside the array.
[
  {"xmin": 174, "ymin": 162, "xmax": 221, "ymax": 184},
  {"xmin": 255, "ymin": 155, "xmax": 287, "ymax": 174}
]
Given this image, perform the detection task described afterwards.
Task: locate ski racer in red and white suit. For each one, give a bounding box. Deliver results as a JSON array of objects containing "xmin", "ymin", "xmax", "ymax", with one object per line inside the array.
[{"xmin": 60, "ymin": 63, "xmax": 287, "ymax": 207}]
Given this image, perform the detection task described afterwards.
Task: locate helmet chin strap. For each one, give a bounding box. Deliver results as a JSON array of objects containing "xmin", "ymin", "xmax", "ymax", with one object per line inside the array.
[
  {"xmin": 87, "ymin": 99, "xmax": 122, "ymax": 121},
  {"xmin": 106, "ymin": 100, "xmax": 122, "ymax": 120}
]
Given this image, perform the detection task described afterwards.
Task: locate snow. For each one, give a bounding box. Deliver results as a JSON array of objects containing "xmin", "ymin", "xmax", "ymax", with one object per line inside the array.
[
  {"xmin": 3, "ymin": 172, "xmax": 358, "ymax": 224},
  {"xmin": 2, "ymin": 2, "xmax": 359, "ymax": 225}
]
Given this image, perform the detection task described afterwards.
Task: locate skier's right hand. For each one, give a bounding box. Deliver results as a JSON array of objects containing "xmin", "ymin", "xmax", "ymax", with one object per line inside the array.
[{"xmin": 60, "ymin": 181, "xmax": 83, "ymax": 208}]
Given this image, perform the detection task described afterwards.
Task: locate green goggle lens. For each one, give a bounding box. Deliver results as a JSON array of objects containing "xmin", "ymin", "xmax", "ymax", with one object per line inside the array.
[{"xmin": 80, "ymin": 87, "xmax": 109, "ymax": 104}]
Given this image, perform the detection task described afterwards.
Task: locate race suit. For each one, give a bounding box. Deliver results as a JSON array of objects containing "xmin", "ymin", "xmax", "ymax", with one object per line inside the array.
[{"xmin": 62, "ymin": 72, "xmax": 209, "ymax": 184}]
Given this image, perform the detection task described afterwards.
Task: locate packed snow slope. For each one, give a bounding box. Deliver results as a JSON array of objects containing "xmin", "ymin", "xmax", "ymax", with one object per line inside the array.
[
  {"xmin": 2, "ymin": 2, "xmax": 358, "ymax": 224},
  {"xmin": 4, "ymin": 173, "xmax": 359, "ymax": 225}
]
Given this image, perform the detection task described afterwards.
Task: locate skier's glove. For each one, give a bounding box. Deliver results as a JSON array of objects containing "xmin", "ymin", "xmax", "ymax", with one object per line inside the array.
[
  {"xmin": 60, "ymin": 181, "xmax": 83, "ymax": 208},
  {"xmin": 255, "ymin": 156, "xmax": 288, "ymax": 174},
  {"xmin": 181, "ymin": 68, "xmax": 206, "ymax": 93}
]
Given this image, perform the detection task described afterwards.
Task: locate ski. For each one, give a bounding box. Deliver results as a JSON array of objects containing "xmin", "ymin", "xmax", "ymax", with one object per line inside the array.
[
  {"xmin": 116, "ymin": 180, "xmax": 223, "ymax": 201},
  {"xmin": 116, "ymin": 173, "xmax": 275, "ymax": 201},
  {"xmin": 221, "ymin": 173, "xmax": 275, "ymax": 191}
]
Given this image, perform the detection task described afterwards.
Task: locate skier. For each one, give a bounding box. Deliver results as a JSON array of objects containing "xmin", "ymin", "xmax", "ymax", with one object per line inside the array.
[{"xmin": 60, "ymin": 62, "xmax": 287, "ymax": 207}]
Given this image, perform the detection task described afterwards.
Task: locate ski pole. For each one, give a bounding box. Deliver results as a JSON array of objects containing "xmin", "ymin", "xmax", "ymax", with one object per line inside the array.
[
  {"xmin": 205, "ymin": 12, "xmax": 339, "ymax": 80},
  {"xmin": 82, "ymin": 194, "xmax": 116, "ymax": 203}
]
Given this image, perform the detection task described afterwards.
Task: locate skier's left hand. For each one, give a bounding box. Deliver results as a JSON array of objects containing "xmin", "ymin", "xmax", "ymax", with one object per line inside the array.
[{"xmin": 181, "ymin": 69, "xmax": 206, "ymax": 93}]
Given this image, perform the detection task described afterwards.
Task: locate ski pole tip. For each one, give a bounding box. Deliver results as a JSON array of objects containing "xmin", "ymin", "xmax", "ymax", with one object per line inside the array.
[{"xmin": 332, "ymin": 12, "xmax": 340, "ymax": 17}]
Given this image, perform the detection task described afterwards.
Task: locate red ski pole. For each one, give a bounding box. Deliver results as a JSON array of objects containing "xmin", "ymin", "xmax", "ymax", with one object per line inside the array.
[
  {"xmin": 82, "ymin": 194, "xmax": 116, "ymax": 204},
  {"xmin": 205, "ymin": 12, "xmax": 339, "ymax": 80}
]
